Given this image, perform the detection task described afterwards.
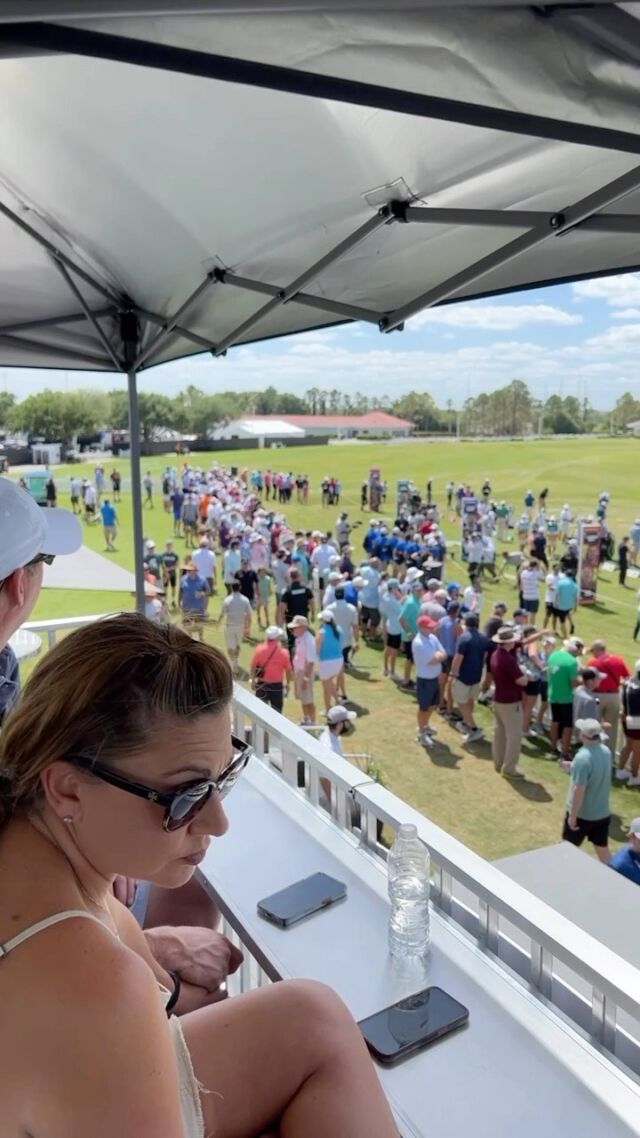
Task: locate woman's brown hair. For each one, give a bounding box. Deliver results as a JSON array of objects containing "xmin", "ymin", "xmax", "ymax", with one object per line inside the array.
[{"xmin": 0, "ymin": 613, "xmax": 233, "ymax": 827}]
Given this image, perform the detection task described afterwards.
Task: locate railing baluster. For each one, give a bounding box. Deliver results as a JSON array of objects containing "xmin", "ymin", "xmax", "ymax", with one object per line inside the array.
[
  {"xmin": 591, "ymin": 989, "xmax": 617, "ymax": 1053},
  {"xmin": 530, "ymin": 942, "xmax": 553, "ymax": 999}
]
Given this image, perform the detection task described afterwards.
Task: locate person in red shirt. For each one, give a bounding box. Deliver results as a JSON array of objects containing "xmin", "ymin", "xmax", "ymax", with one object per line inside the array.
[
  {"xmin": 249, "ymin": 626, "xmax": 292, "ymax": 713},
  {"xmin": 490, "ymin": 627, "xmax": 529, "ymax": 779},
  {"xmin": 586, "ymin": 639, "xmax": 630, "ymax": 756}
]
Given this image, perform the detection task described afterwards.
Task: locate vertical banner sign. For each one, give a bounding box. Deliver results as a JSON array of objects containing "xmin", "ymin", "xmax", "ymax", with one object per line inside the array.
[
  {"xmin": 461, "ymin": 496, "xmax": 480, "ymax": 563},
  {"xmin": 396, "ymin": 478, "xmax": 411, "ymax": 516},
  {"xmin": 368, "ymin": 467, "xmax": 382, "ymax": 512},
  {"xmin": 577, "ymin": 520, "xmax": 601, "ymax": 605}
]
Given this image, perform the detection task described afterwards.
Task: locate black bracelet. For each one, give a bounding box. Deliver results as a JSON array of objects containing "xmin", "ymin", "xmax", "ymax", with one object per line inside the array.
[{"xmin": 165, "ymin": 969, "xmax": 181, "ymax": 1016}]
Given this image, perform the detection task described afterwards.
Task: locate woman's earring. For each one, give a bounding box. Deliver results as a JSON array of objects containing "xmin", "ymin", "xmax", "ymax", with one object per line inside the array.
[{"xmin": 62, "ymin": 815, "xmax": 73, "ymax": 825}]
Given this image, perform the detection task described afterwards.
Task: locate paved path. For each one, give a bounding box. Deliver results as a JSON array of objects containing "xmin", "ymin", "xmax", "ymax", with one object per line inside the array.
[{"xmin": 42, "ymin": 544, "xmax": 137, "ymax": 592}]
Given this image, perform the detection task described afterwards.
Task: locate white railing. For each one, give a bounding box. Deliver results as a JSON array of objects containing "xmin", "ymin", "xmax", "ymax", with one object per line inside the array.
[{"xmin": 22, "ymin": 613, "xmax": 640, "ymax": 1078}]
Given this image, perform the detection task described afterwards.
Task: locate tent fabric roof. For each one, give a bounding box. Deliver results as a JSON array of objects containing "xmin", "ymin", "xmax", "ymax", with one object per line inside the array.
[{"xmin": 1, "ymin": 4, "xmax": 640, "ymax": 374}]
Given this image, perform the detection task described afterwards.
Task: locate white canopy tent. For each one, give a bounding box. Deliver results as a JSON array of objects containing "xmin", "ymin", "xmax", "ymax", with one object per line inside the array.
[{"xmin": 1, "ymin": 2, "xmax": 639, "ymax": 605}]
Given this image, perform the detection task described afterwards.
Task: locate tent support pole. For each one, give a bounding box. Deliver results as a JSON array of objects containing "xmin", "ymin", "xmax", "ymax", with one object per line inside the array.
[
  {"xmin": 49, "ymin": 254, "xmax": 123, "ymax": 370},
  {"xmin": 133, "ymin": 272, "xmax": 217, "ymax": 370},
  {"xmin": 383, "ymin": 161, "xmax": 640, "ymax": 331},
  {"xmin": 211, "ymin": 206, "xmax": 392, "ymax": 356},
  {"xmin": 4, "ymin": 21, "xmax": 640, "ymax": 157},
  {"xmin": 0, "ymin": 196, "xmax": 122, "ymax": 306},
  {"xmin": 0, "ymin": 307, "xmax": 114, "ymax": 335},
  {"xmin": 127, "ymin": 367, "xmax": 146, "ymax": 615},
  {"xmin": 218, "ymin": 270, "xmax": 383, "ymax": 324},
  {"xmin": 120, "ymin": 310, "xmax": 145, "ymax": 614}
]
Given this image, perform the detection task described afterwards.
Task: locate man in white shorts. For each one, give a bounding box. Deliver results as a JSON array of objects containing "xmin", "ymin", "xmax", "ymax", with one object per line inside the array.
[{"xmin": 218, "ymin": 579, "xmax": 252, "ymax": 674}]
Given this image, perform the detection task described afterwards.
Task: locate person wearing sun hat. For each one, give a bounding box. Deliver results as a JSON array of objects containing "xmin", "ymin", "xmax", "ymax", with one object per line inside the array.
[
  {"xmin": 0, "ymin": 471, "xmax": 80, "ymax": 650},
  {"xmin": 490, "ymin": 626, "xmax": 529, "ymax": 778},
  {"xmin": 0, "ymin": 476, "xmax": 82, "ymax": 724}
]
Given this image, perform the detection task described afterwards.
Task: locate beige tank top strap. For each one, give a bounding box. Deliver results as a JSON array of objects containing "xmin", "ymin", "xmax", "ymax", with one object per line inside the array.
[{"xmin": 0, "ymin": 909, "xmax": 111, "ymax": 960}]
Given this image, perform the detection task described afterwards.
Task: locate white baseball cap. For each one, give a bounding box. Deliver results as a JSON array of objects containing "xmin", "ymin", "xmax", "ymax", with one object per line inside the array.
[
  {"xmin": 326, "ymin": 706, "xmax": 357, "ymax": 724},
  {"xmin": 0, "ymin": 477, "xmax": 81, "ymax": 581},
  {"xmin": 265, "ymin": 625, "xmax": 284, "ymax": 640}
]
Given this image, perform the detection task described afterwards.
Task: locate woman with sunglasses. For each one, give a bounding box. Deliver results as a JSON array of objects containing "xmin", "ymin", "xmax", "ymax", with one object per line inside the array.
[{"xmin": 0, "ymin": 613, "xmax": 398, "ymax": 1138}]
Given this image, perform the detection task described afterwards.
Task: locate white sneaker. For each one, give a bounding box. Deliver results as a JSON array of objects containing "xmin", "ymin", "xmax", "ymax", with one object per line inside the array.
[
  {"xmin": 627, "ymin": 776, "xmax": 640, "ymax": 787},
  {"xmin": 465, "ymin": 727, "xmax": 485, "ymax": 743},
  {"xmin": 417, "ymin": 731, "xmax": 432, "ymax": 747},
  {"xmin": 615, "ymin": 768, "xmax": 631, "ymax": 780}
]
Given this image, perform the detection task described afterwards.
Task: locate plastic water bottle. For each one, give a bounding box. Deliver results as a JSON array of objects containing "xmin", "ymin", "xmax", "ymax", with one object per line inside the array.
[{"xmin": 388, "ymin": 823, "xmax": 431, "ymax": 959}]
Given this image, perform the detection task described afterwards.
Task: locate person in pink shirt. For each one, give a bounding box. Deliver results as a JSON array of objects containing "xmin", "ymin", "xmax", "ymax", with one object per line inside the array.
[{"xmin": 249, "ymin": 533, "xmax": 269, "ymax": 571}]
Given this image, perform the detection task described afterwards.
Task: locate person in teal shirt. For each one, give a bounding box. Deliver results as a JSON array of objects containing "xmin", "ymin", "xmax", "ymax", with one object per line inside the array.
[
  {"xmin": 563, "ymin": 718, "xmax": 612, "ymax": 862},
  {"xmin": 553, "ymin": 572, "xmax": 579, "ymax": 637},
  {"xmin": 399, "ymin": 585, "xmax": 421, "ymax": 688}
]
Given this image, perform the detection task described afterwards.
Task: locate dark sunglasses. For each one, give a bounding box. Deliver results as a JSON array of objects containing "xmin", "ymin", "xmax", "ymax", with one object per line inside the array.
[
  {"xmin": 27, "ymin": 553, "xmax": 56, "ymax": 568},
  {"xmin": 66, "ymin": 735, "xmax": 252, "ymax": 831},
  {"xmin": 0, "ymin": 553, "xmax": 55, "ymax": 593}
]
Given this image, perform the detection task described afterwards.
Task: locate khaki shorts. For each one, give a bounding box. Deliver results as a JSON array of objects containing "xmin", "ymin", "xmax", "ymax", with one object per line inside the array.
[
  {"xmin": 225, "ymin": 627, "xmax": 243, "ymax": 652},
  {"xmin": 294, "ymin": 672, "xmax": 314, "ymax": 703},
  {"xmin": 452, "ymin": 679, "xmax": 481, "ymax": 704}
]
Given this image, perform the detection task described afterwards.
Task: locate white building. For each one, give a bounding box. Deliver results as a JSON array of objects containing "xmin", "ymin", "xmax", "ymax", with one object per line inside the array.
[{"xmin": 213, "ymin": 418, "xmax": 306, "ymax": 446}]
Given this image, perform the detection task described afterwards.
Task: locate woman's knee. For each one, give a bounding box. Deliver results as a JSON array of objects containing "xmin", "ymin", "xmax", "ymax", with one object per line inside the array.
[{"xmin": 274, "ymin": 979, "xmax": 359, "ymax": 1049}]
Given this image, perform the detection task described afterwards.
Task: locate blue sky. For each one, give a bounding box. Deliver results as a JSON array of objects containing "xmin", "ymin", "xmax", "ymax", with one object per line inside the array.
[{"xmin": 3, "ymin": 271, "xmax": 639, "ymax": 410}]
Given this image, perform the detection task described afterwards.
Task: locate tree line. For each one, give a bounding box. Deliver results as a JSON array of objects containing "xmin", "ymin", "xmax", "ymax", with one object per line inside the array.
[{"xmin": 0, "ymin": 381, "xmax": 637, "ymax": 443}]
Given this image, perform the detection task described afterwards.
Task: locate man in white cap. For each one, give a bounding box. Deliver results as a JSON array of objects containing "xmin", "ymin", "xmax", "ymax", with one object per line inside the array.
[
  {"xmin": 191, "ymin": 537, "xmax": 217, "ymax": 609},
  {"xmin": 0, "ymin": 477, "xmax": 82, "ymax": 724},
  {"xmin": 609, "ymin": 818, "xmax": 640, "ymax": 886},
  {"xmin": 319, "ymin": 704, "xmax": 357, "ymax": 756},
  {"xmin": 322, "ymin": 569, "xmax": 343, "ymax": 608},
  {"xmin": 563, "ymin": 718, "xmax": 612, "ymax": 863},
  {"xmin": 249, "ymin": 625, "xmax": 292, "ymax": 713}
]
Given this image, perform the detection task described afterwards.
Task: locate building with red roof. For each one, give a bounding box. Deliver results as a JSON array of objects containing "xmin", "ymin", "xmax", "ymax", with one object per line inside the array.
[{"xmin": 223, "ymin": 411, "xmax": 412, "ymax": 440}]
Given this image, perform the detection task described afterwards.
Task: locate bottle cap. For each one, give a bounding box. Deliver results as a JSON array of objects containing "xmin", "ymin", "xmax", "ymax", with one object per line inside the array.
[{"xmin": 397, "ymin": 823, "xmax": 418, "ymax": 839}]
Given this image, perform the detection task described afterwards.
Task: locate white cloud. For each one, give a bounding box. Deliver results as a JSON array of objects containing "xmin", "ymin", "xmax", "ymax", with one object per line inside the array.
[
  {"xmin": 611, "ymin": 307, "xmax": 640, "ymax": 320},
  {"xmin": 408, "ymin": 302, "xmax": 582, "ymax": 331},
  {"xmin": 573, "ymin": 273, "xmax": 640, "ymax": 307}
]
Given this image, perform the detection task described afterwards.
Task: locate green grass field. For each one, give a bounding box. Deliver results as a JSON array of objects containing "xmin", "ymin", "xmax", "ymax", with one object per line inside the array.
[{"xmin": 22, "ymin": 437, "xmax": 640, "ymax": 861}]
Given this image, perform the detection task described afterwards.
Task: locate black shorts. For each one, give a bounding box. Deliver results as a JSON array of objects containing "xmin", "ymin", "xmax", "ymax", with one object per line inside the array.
[
  {"xmin": 551, "ymin": 701, "xmax": 573, "ymax": 730},
  {"xmin": 403, "ymin": 640, "xmax": 414, "ymax": 662},
  {"xmin": 525, "ymin": 680, "xmax": 542, "ymax": 697},
  {"xmin": 166, "ymin": 571, "xmax": 177, "ymax": 588},
  {"xmin": 441, "ymin": 654, "xmax": 454, "ymax": 675},
  {"xmin": 386, "ymin": 632, "xmax": 401, "ymax": 651},
  {"xmin": 417, "ymin": 676, "xmax": 439, "ymax": 712},
  {"xmin": 255, "ymin": 681, "xmax": 284, "ymax": 713},
  {"xmin": 554, "ymin": 607, "xmax": 571, "ymax": 621},
  {"xmin": 522, "ymin": 598, "xmax": 539, "ymax": 614},
  {"xmin": 361, "ymin": 606, "xmax": 381, "ymax": 628},
  {"xmin": 562, "ymin": 813, "xmax": 610, "ymax": 848}
]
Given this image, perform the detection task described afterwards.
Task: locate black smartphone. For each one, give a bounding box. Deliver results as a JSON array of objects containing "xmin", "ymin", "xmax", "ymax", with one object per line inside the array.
[
  {"xmin": 257, "ymin": 872, "xmax": 347, "ymax": 928},
  {"xmin": 358, "ymin": 986, "xmax": 469, "ymax": 1065}
]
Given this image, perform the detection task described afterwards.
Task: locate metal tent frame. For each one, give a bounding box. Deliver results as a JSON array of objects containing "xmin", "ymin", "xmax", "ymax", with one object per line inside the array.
[{"xmin": 1, "ymin": 5, "xmax": 640, "ymax": 607}]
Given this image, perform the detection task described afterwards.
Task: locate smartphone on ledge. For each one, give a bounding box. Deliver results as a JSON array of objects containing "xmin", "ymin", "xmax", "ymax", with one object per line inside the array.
[
  {"xmin": 257, "ymin": 872, "xmax": 347, "ymax": 928},
  {"xmin": 358, "ymin": 986, "xmax": 469, "ymax": 1065}
]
